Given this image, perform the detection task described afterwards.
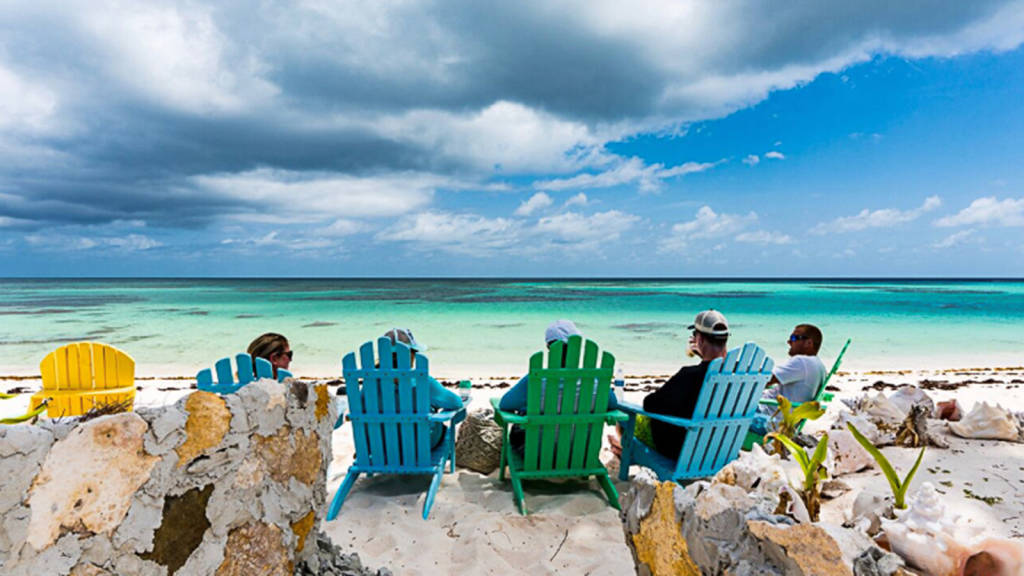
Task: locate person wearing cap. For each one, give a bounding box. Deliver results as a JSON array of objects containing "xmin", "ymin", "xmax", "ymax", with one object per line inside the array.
[
  {"xmin": 382, "ymin": 328, "xmax": 464, "ymax": 448},
  {"xmin": 498, "ymin": 320, "xmax": 618, "ymax": 455},
  {"xmin": 498, "ymin": 319, "xmax": 619, "ymax": 413},
  {"xmin": 639, "ymin": 310, "xmax": 730, "ymax": 459},
  {"xmin": 749, "ymin": 324, "xmax": 827, "ymax": 435}
]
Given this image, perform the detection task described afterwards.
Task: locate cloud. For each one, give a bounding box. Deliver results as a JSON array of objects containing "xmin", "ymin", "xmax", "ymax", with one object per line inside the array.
[
  {"xmin": 378, "ymin": 209, "xmax": 639, "ymax": 257},
  {"xmin": 565, "ymin": 193, "xmax": 588, "ymax": 208},
  {"xmin": 1, "ymin": 0, "xmax": 1022, "ymax": 240},
  {"xmin": 935, "ymin": 197, "xmax": 1024, "ymax": 227},
  {"xmin": 813, "ymin": 195, "xmax": 942, "ymax": 234},
  {"xmin": 742, "ymin": 155, "xmax": 760, "ymax": 166},
  {"xmin": 24, "ymin": 233, "xmax": 162, "ymax": 252},
  {"xmin": 515, "ymin": 192, "xmax": 554, "ymax": 216},
  {"xmin": 933, "ymin": 229, "xmax": 975, "ymax": 249},
  {"xmin": 535, "ymin": 157, "xmax": 717, "ymax": 192},
  {"xmin": 764, "ymin": 151, "xmax": 785, "ymax": 160},
  {"xmin": 659, "ymin": 206, "xmax": 789, "ymax": 252}
]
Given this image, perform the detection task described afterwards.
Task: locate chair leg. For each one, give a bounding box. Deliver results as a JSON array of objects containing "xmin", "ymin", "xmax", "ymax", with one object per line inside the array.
[
  {"xmin": 498, "ymin": 442, "xmax": 508, "ymax": 481},
  {"xmin": 618, "ymin": 419, "xmax": 636, "ymax": 482},
  {"xmin": 326, "ymin": 470, "xmax": 360, "ymax": 521},
  {"xmin": 510, "ymin": 474, "xmax": 527, "ymax": 515},
  {"xmin": 423, "ymin": 468, "xmax": 444, "ymax": 520},
  {"xmin": 596, "ymin": 473, "xmax": 620, "ymax": 510}
]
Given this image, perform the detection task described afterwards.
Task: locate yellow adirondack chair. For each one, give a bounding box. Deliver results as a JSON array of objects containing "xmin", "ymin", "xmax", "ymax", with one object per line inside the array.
[{"xmin": 29, "ymin": 342, "xmax": 136, "ymax": 417}]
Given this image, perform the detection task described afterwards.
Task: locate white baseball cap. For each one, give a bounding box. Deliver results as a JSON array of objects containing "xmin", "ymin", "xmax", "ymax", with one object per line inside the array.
[
  {"xmin": 544, "ymin": 319, "xmax": 581, "ymax": 345},
  {"xmin": 687, "ymin": 310, "xmax": 729, "ymax": 337}
]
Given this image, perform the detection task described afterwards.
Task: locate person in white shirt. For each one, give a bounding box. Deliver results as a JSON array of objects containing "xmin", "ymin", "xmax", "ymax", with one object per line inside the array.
[{"xmin": 750, "ymin": 324, "xmax": 827, "ymax": 434}]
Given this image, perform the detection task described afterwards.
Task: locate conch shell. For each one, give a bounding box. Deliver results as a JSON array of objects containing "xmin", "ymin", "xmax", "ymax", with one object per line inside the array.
[
  {"xmin": 881, "ymin": 482, "xmax": 971, "ymax": 576},
  {"xmin": 889, "ymin": 385, "xmax": 935, "ymax": 417},
  {"xmin": 948, "ymin": 402, "xmax": 1020, "ymax": 442}
]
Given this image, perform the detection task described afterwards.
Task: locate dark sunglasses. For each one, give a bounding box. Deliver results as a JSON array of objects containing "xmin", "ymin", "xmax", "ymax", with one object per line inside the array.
[
  {"xmin": 278, "ymin": 350, "xmax": 294, "ymax": 360},
  {"xmin": 788, "ymin": 334, "xmax": 810, "ymax": 343}
]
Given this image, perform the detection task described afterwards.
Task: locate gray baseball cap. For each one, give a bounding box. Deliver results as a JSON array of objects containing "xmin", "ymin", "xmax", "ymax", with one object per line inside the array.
[
  {"xmin": 687, "ymin": 310, "xmax": 729, "ymax": 337},
  {"xmin": 544, "ymin": 319, "xmax": 581, "ymax": 345},
  {"xmin": 383, "ymin": 327, "xmax": 426, "ymax": 352}
]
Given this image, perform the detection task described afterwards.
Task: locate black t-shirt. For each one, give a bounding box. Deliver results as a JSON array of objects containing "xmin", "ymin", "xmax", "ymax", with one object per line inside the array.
[{"xmin": 642, "ymin": 361, "xmax": 711, "ymax": 459}]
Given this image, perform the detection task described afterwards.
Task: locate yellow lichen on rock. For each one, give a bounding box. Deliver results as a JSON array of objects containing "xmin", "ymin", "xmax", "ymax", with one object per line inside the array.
[
  {"xmin": 176, "ymin": 391, "xmax": 231, "ymax": 467},
  {"xmin": 256, "ymin": 426, "xmax": 322, "ymax": 486},
  {"xmin": 216, "ymin": 522, "xmax": 292, "ymax": 576},
  {"xmin": 631, "ymin": 481, "xmax": 701, "ymax": 576},
  {"xmin": 314, "ymin": 384, "xmax": 330, "ymax": 422},
  {"xmin": 747, "ymin": 520, "xmax": 853, "ymax": 576},
  {"xmin": 27, "ymin": 413, "xmax": 160, "ymax": 550},
  {"xmin": 291, "ymin": 510, "xmax": 316, "ymax": 553}
]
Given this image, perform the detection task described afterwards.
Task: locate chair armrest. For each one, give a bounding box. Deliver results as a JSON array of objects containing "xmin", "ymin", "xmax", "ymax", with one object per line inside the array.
[
  {"xmin": 604, "ymin": 409, "xmax": 628, "ymax": 423},
  {"xmin": 821, "ymin": 392, "xmax": 834, "ymax": 403},
  {"xmin": 428, "ymin": 407, "xmax": 466, "ymax": 423},
  {"xmin": 615, "ymin": 401, "xmax": 696, "ymax": 428},
  {"xmin": 617, "ymin": 401, "xmax": 644, "ymax": 414}
]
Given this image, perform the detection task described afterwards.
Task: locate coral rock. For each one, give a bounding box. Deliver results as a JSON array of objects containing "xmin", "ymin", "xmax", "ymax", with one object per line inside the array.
[
  {"xmin": 747, "ymin": 521, "xmax": 852, "ymax": 576},
  {"xmin": 631, "ymin": 481, "xmax": 701, "ymax": 576},
  {"xmin": 27, "ymin": 413, "xmax": 159, "ymax": 550},
  {"xmin": 454, "ymin": 409, "xmax": 503, "ymax": 474},
  {"xmin": 176, "ymin": 391, "xmax": 231, "ymax": 467},
  {"xmin": 256, "ymin": 426, "xmax": 322, "ymax": 486},
  {"xmin": 216, "ymin": 522, "xmax": 292, "ymax": 576}
]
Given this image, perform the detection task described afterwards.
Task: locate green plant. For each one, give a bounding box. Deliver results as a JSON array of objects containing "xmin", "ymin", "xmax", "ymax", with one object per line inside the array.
[
  {"xmin": 847, "ymin": 422, "xmax": 925, "ymax": 509},
  {"xmin": 768, "ymin": 396, "xmax": 825, "ymax": 455},
  {"xmin": 766, "ymin": 432, "xmax": 829, "ymax": 521}
]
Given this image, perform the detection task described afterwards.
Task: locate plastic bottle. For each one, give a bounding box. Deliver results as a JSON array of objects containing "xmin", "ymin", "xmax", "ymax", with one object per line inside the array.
[{"xmin": 613, "ymin": 366, "xmax": 625, "ymax": 402}]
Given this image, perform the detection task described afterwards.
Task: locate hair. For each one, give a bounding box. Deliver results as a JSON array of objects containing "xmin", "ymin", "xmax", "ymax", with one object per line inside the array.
[
  {"xmin": 699, "ymin": 331, "xmax": 729, "ymax": 349},
  {"xmin": 796, "ymin": 324, "xmax": 823, "ymax": 354},
  {"xmin": 247, "ymin": 332, "xmax": 289, "ymax": 361}
]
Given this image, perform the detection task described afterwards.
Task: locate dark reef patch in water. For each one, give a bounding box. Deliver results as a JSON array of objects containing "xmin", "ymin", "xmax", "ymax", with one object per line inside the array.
[
  {"xmin": 235, "ymin": 314, "xmax": 261, "ymax": 318},
  {"xmin": 612, "ymin": 322, "xmax": 677, "ymax": 333},
  {"xmin": 0, "ymin": 308, "xmax": 77, "ymax": 315},
  {"xmin": 302, "ymin": 321, "xmax": 337, "ymax": 328}
]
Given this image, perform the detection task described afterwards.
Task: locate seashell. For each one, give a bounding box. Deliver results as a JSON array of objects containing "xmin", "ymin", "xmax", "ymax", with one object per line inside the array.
[
  {"xmin": 962, "ymin": 538, "xmax": 1024, "ymax": 576},
  {"xmin": 713, "ymin": 443, "xmax": 788, "ymax": 496},
  {"xmin": 827, "ymin": 428, "xmax": 875, "ymax": 476},
  {"xmin": 948, "ymin": 402, "xmax": 1020, "ymax": 441},
  {"xmin": 846, "ymin": 489, "xmax": 892, "ymax": 536},
  {"xmin": 934, "ymin": 399, "xmax": 963, "ymax": 421},
  {"xmin": 848, "ymin": 392, "xmax": 906, "ymax": 428},
  {"xmin": 881, "ymin": 482, "xmax": 971, "ymax": 576},
  {"xmin": 889, "ymin": 385, "xmax": 934, "ymax": 416}
]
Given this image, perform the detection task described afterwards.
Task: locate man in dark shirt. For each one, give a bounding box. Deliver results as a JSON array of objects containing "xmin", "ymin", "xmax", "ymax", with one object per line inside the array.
[{"xmin": 643, "ymin": 309, "xmax": 730, "ymax": 458}]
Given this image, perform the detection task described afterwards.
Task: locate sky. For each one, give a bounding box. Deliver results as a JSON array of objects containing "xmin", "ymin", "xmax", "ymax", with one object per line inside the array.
[{"xmin": 1, "ymin": 1, "xmax": 1024, "ymax": 277}]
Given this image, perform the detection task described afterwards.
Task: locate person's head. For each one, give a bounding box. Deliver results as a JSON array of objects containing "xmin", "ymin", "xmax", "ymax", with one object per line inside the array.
[
  {"xmin": 383, "ymin": 327, "xmax": 424, "ymax": 364},
  {"xmin": 544, "ymin": 319, "xmax": 581, "ymax": 348},
  {"xmin": 788, "ymin": 324, "xmax": 822, "ymax": 356},
  {"xmin": 247, "ymin": 332, "xmax": 291, "ymax": 377},
  {"xmin": 688, "ymin": 309, "xmax": 729, "ymax": 359}
]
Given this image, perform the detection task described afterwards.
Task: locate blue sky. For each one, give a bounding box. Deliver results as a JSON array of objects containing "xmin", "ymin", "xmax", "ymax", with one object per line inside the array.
[{"xmin": 1, "ymin": 1, "xmax": 1023, "ymax": 277}]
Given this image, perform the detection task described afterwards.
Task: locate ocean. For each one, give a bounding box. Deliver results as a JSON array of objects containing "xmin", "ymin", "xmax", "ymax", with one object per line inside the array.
[{"xmin": 1, "ymin": 279, "xmax": 1022, "ymax": 378}]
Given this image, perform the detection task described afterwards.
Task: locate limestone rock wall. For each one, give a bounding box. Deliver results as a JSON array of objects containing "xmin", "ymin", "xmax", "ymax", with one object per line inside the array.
[
  {"xmin": 0, "ymin": 380, "xmax": 337, "ymax": 576},
  {"xmin": 620, "ymin": 470, "xmax": 908, "ymax": 576}
]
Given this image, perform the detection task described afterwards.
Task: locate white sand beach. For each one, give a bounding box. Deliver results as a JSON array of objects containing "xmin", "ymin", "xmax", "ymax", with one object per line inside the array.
[{"xmin": 3, "ymin": 365, "xmax": 1023, "ymax": 574}]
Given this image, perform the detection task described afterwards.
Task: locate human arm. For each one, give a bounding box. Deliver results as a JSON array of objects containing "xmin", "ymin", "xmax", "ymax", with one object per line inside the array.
[
  {"xmin": 428, "ymin": 376, "xmax": 464, "ymax": 410},
  {"xmin": 497, "ymin": 375, "xmax": 528, "ymax": 412}
]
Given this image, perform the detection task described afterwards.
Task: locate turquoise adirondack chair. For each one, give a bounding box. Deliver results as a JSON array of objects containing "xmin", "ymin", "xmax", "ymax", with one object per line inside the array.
[
  {"xmin": 741, "ymin": 338, "xmax": 851, "ymax": 450},
  {"xmin": 491, "ymin": 335, "xmax": 627, "ymax": 515},
  {"xmin": 327, "ymin": 337, "xmax": 466, "ymax": 521},
  {"xmin": 196, "ymin": 353, "xmax": 293, "ymax": 394},
  {"xmin": 618, "ymin": 342, "xmax": 773, "ymax": 483}
]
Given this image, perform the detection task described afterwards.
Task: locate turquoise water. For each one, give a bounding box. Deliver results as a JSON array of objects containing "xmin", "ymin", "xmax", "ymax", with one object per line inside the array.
[{"xmin": 1, "ymin": 279, "xmax": 1022, "ymax": 377}]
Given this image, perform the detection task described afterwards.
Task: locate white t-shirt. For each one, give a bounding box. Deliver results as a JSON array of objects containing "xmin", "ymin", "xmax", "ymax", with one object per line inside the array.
[{"xmin": 768, "ymin": 354, "xmax": 827, "ymax": 403}]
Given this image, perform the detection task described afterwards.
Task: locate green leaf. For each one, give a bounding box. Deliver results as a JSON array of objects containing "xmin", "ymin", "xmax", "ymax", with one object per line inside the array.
[
  {"xmin": 895, "ymin": 447, "xmax": 927, "ymax": 509},
  {"xmin": 810, "ymin": 433, "xmax": 829, "ymax": 470},
  {"xmin": 846, "ymin": 422, "xmax": 902, "ymax": 501},
  {"xmin": 0, "ymin": 402, "xmax": 47, "ymax": 424},
  {"xmin": 791, "ymin": 401, "xmax": 826, "ymax": 422},
  {"xmin": 768, "ymin": 432, "xmax": 810, "ymax": 473}
]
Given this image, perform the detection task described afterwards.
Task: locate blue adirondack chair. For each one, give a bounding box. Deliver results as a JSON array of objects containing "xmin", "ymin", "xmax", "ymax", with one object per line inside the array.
[
  {"xmin": 618, "ymin": 342, "xmax": 774, "ymax": 483},
  {"xmin": 327, "ymin": 337, "xmax": 466, "ymax": 521},
  {"xmin": 196, "ymin": 353, "xmax": 293, "ymax": 394}
]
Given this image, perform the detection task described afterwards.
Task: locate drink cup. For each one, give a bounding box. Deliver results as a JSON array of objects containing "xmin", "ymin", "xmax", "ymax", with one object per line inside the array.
[{"xmin": 458, "ymin": 380, "xmax": 472, "ymax": 403}]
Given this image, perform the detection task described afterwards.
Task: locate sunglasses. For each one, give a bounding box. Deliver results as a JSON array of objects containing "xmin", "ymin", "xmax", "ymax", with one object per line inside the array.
[
  {"xmin": 788, "ymin": 334, "xmax": 810, "ymax": 343},
  {"xmin": 278, "ymin": 350, "xmax": 294, "ymax": 360}
]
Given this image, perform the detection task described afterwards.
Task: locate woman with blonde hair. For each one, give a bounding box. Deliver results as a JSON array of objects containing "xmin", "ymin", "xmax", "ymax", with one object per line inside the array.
[{"xmin": 247, "ymin": 332, "xmax": 292, "ymax": 378}]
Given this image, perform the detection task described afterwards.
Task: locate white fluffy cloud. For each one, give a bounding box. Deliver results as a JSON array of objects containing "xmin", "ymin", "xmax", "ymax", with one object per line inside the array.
[
  {"xmin": 764, "ymin": 151, "xmax": 785, "ymax": 160},
  {"xmin": 933, "ymin": 229, "xmax": 975, "ymax": 249},
  {"xmin": 659, "ymin": 206, "xmax": 789, "ymax": 252},
  {"xmin": 935, "ymin": 197, "xmax": 1024, "ymax": 227},
  {"xmin": 535, "ymin": 157, "xmax": 717, "ymax": 192},
  {"xmin": 193, "ymin": 169, "xmax": 437, "ymax": 221},
  {"xmin": 742, "ymin": 155, "xmax": 760, "ymax": 166},
  {"xmin": 515, "ymin": 192, "xmax": 554, "ymax": 216},
  {"xmin": 813, "ymin": 195, "xmax": 942, "ymax": 234},
  {"xmin": 24, "ymin": 233, "xmax": 162, "ymax": 252},
  {"xmin": 565, "ymin": 193, "xmax": 588, "ymax": 207}
]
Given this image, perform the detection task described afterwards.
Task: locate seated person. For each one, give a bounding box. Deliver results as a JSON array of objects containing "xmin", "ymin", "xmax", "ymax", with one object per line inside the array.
[
  {"xmin": 632, "ymin": 310, "xmax": 729, "ymax": 459},
  {"xmin": 750, "ymin": 324, "xmax": 827, "ymax": 435},
  {"xmin": 247, "ymin": 332, "xmax": 292, "ymax": 379},
  {"xmin": 498, "ymin": 320, "xmax": 618, "ymax": 454},
  {"xmin": 383, "ymin": 327, "xmax": 463, "ymax": 448}
]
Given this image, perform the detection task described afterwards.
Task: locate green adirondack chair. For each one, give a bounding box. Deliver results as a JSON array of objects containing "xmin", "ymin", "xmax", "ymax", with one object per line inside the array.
[
  {"xmin": 491, "ymin": 335, "xmax": 626, "ymax": 515},
  {"xmin": 742, "ymin": 338, "xmax": 851, "ymax": 450}
]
